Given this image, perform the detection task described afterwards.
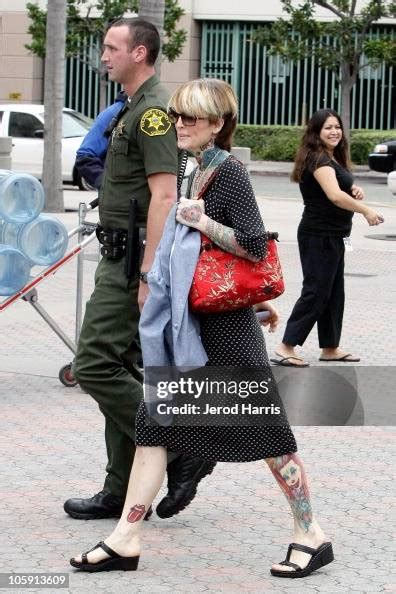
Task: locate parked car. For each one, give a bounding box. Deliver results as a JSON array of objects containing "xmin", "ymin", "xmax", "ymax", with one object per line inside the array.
[
  {"xmin": 368, "ymin": 139, "xmax": 396, "ymax": 173},
  {"xmin": 0, "ymin": 104, "xmax": 92, "ymax": 189}
]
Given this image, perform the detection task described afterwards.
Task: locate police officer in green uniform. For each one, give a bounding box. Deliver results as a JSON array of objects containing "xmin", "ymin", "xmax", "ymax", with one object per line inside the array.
[{"xmin": 64, "ymin": 18, "xmax": 215, "ymax": 521}]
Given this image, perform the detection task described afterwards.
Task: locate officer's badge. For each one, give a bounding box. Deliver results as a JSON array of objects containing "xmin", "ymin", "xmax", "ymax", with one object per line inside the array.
[
  {"xmin": 140, "ymin": 109, "xmax": 171, "ymax": 137},
  {"xmin": 111, "ymin": 119, "xmax": 127, "ymax": 145},
  {"xmin": 115, "ymin": 120, "xmax": 126, "ymax": 137}
]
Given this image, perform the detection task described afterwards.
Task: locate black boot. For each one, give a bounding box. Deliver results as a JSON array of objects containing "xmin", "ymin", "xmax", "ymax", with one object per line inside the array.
[
  {"xmin": 156, "ymin": 456, "xmax": 216, "ymax": 518},
  {"xmin": 64, "ymin": 490, "xmax": 124, "ymax": 520},
  {"xmin": 64, "ymin": 490, "xmax": 153, "ymax": 521}
]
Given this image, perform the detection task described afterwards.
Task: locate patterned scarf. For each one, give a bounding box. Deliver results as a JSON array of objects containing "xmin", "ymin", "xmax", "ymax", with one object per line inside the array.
[{"xmin": 189, "ymin": 145, "xmax": 230, "ymax": 199}]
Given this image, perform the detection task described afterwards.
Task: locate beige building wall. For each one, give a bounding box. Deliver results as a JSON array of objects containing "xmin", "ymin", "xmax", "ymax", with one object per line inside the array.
[
  {"xmin": 0, "ymin": 1, "xmax": 199, "ymax": 105},
  {"xmin": 0, "ymin": 2, "xmax": 44, "ymax": 103},
  {"xmin": 1, "ymin": 0, "xmax": 394, "ymax": 106},
  {"xmin": 161, "ymin": 12, "xmax": 201, "ymax": 93}
]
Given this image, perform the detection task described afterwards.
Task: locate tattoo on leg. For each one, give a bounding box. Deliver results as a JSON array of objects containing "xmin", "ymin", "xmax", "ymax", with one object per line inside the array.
[
  {"xmin": 127, "ymin": 504, "xmax": 146, "ymax": 523},
  {"xmin": 180, "ymin": 204, "xmax": 202, "ymax": 224},
  {"xmin": 267, "ymin": 453, "xmax": 313, "ymax": 532}
]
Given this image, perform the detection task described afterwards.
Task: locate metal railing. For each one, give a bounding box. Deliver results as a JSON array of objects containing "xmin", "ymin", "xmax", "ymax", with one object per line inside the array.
[
  {"xmin": 63, "ymin": 22, "xmax": 395, "ymax": 130},
  {"xmin": 201, "ymin": 22, "xmax": 395, "ymax": 129},
  {"xmin": 65, "ymin": 34, "xmax": 121, "ymax": 119}
]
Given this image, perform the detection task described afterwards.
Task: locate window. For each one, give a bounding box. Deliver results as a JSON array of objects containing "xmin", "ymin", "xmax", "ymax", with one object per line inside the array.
[
  {"xmin": 9, "ymin": 112, "xmax": 43, "ymax": 138},
  {"xmin": 61, "ymin": 112, "xmax": 91, "ymax": 138}
]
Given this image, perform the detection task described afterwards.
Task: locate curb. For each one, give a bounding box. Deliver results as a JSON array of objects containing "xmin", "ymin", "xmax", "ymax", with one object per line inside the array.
[
  {"xmin": 250, "ymin": 169, "xmax": 289, "ymax": 178},
  {"xmin": 256, "ymin": 195, "xmax": 396, "ymax": 208},
  {"xmin": 250, "ymin": 168, "xmax": 387, "ymax": 182}
]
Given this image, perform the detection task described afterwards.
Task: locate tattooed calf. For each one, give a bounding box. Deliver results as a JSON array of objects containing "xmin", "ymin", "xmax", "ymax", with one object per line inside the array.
[
  {"xmin": 127, "ymin": 504, "xmax": 147, "ymax": 523},
  {"xmin": 267, "ymin": 453, "xmax": 313, "ymax": 533}
]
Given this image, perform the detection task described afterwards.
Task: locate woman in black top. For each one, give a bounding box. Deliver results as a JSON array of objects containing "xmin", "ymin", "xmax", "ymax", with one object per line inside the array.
[{"xmin": 274, "ymin": 109, "xmax": 384, "ymax": 367}]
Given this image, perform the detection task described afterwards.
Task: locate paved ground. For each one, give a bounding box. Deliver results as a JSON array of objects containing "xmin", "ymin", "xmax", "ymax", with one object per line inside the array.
[
  {"xmin": 250, "ymin": 159, "xmax": 395, "ymax": 208},
  {"xmin": 249, "ymin": 160, "xmax": 388, "ymax": 180},
  {"xmin": 0, "ymin": 163, "xmax": 395, "ymax": 593}
]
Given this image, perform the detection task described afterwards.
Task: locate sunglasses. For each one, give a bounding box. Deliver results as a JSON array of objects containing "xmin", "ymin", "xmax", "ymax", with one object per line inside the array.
[{"xmin": 167, "ymin": 108, "xmax": 206, "ymax": 127}]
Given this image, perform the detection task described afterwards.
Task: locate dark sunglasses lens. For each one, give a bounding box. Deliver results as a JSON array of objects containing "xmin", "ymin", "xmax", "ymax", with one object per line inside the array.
[
  {"xmin": 181, "ymin": 115, "xmax": 197, "ymax": 126},
  {"xmin": 168, "ymin": 109, "xmax": 197, "ymax": 126}
]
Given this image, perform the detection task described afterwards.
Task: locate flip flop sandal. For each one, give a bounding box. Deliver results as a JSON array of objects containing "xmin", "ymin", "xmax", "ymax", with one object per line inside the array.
[
  {"xmin": 270, "ymin": 355, "xmax": 310, "ymax": 368},
  {"xmin": 319, "ymin": 353, "xmax": 360, "ymax": 362},
  {"xmin": 270, "ymin": 541, "xmax": 334, "ymax": 578},
  {"xmin": 70, "ymin": 541, "xmax": 140, "ymax": 572}
]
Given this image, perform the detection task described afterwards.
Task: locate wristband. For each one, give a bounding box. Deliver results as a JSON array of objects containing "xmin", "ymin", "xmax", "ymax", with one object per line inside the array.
[{"xmin": 139, "ymin": 271, "xmax": 148, "ymax": 283}]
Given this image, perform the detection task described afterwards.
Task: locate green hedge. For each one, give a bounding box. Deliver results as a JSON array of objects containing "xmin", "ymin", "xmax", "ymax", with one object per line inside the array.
[{"xmin": 234, "ymin": 125, "xmax": 396, "ymax": 165}]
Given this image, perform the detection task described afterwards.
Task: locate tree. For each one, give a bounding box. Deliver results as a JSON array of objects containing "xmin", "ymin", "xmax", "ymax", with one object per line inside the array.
[
  {"xmin": 42, "ymin": 0, "xmax": 67, "ymax": 212},
  {"xmin": 253, "ymin": 0, "xmax": 396, "ymax": 137},
  {"xmin": 26, "ymin": 0, "xmax": 186, "ymax": 110},
  {"xmin": 139, "ymin": 0, "xmax": 165, "ymax": 74}
]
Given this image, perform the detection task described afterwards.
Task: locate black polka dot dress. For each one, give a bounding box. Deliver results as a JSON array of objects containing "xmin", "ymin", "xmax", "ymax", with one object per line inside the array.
[{"xmin": 136, "ymin": 157, "xmax": 297, "ymax": 461}]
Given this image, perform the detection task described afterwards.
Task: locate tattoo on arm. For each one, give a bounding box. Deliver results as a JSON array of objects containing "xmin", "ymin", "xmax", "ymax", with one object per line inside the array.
[
  {"xmin": 267, "ymin": 453, "xmax": 313, "ymax": 533},
  {"xmin": 180, "ymin": 204, "xmax": 202, "ymax": 224},
  {"xmin": 127, "ymin": 504, "xmax": 147, "ymax": 523},
  {"xmin": 205, "ymin": 218, "xmax": 259, "ymax": 261}
]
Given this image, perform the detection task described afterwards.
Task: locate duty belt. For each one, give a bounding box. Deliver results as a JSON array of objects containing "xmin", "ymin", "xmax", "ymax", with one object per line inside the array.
[{"xmin": 96, "ymin": 225, "xmax": 128, "ymax": 260}]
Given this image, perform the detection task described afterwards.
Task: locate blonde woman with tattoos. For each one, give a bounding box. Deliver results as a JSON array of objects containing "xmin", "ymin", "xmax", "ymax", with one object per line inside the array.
[{"xmin": 70, "ymin": 79, "xmax": 333, "ymax": 578}]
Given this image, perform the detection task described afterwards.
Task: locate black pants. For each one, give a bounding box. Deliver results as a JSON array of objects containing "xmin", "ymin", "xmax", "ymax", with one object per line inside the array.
[
  {"xmin": 283, "ymin": 232, "xmax": 345, "ymax": 349},
  {"xmin": 73, "ymin": 257, "xmax": 178, "ymax": 498}
]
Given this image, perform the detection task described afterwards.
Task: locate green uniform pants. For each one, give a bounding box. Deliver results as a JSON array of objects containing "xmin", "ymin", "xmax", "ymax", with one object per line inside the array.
[{"xmin": 74, "ymin": 256, "xmax": 143, "ymax": 498}]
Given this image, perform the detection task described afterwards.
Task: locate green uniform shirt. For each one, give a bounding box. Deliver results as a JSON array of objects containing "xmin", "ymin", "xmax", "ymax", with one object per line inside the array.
[{"xmin": 99, "ymin": 75, "xmax": 178, "ymax": 229}]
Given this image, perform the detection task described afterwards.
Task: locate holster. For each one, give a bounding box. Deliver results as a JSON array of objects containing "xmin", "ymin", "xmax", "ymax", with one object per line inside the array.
[
  {"xmin": 96, "ymin": 200, "xmax": 146, "ymax": 279},
  {"xmin": 96, "ymin": 226, "xmax": 127, "ymax": 260}
]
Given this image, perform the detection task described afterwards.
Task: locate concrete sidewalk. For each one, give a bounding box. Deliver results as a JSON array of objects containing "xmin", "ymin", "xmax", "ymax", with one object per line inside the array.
[
  {"xmin": 249, "ymin": 159, "xmax": 388, "ymax": 181},
  {"xmin": 0, "ymin": 193, "xmax": 395, "ymax": 593},
  {"xmin": 60, "ymin": 160, "xmax": 393, "ymax": 213}
]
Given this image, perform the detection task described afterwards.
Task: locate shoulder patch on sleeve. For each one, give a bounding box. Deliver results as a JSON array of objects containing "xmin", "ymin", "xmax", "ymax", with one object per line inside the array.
[{"xmin": 140, "ymin": 108, "xmax": 171, "ymax": 137}]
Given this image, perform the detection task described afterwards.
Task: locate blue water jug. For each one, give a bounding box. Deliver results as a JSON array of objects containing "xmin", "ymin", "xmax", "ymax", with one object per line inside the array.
[
  {"xmin": 1, "ymin": 214, "xmax": 68, "ymax": 266},
  {"xmin": 0, "ymin": 172, "xmax": 44, "ymax": 223},
  {"xmin": 0, "ymin": 245, "xmax": 31, "ymax": 295},
  {"xmin": 0, "ymin": 217, "xmax": 5, "ymax": 238}
]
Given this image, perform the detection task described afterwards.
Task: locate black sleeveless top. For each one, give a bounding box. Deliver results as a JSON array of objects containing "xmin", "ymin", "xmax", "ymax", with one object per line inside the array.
[{"xmin": 299, "ymin": 154, "xmax": 354, "ymax": 237}]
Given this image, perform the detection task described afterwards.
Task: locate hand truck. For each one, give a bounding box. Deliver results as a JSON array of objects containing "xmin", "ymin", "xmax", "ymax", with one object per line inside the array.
[
  {"xmin": 0, "ymin": 197, "xmax": 100, "ymax": 387},
  {"xmin": 1, "ymin": 153, "xmax": 193, "ymax": 386}
]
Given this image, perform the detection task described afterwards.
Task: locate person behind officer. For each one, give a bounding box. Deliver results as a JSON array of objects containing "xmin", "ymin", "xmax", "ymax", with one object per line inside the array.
[
  {"xmin": 75, "ymin": 90, "xmax": 127, "ymax": 190},
  {"xmin": 64, "ymin": 17, "xmax": 215, "ymax": 521}
]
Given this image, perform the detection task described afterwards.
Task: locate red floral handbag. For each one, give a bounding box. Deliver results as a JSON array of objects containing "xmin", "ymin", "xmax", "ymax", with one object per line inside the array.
[{"xmin": 189, "ymin": 231, "xmax": 285, "ymax": 313}]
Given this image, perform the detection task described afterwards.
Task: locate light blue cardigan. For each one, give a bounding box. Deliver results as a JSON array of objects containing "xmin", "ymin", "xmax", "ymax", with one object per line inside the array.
[{"xmin": 139, "ymin": 204, "xmax": 208, "ymax": 367}]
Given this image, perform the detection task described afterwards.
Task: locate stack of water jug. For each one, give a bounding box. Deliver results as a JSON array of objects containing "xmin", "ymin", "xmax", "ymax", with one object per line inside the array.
[{"xmin": 0, "ymin": 170, "xmax": 68, "ymax": 296}]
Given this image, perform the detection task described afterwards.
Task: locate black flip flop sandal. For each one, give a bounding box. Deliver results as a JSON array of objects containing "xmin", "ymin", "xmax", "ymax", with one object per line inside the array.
[
  {"xmin": 270, "ymin": 356, "xmax": 309, "ymax": 368},
  {"xmin": 319, "ymin": 353, "xmax": 360, "ymax": 362},
  {"xmin": 270, "ymin": 541, "xmax": 334, "ymax": 578},
  {"xmin": 70, "ymin": 541, "xmax": 140, "ymax": 572}
]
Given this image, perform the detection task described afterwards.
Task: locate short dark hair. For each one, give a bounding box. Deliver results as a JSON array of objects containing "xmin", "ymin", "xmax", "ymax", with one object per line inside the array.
[{"xmin": 108, "ymin": 17, "xmax": 160, "ymax": 66}]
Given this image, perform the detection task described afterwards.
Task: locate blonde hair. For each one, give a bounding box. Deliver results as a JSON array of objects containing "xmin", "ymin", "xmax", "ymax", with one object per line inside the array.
[{"xmin": 169, "ymin": 78, "xmax": 238, "ymax": 151}]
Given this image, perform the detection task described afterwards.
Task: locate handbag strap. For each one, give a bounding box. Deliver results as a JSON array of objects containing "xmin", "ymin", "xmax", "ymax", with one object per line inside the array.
[
  {"xmin": 187, "ymin": 152, "xmax": 280, "ymax": 247},
  {"xmin": 185, "ymin": 150, "xmax": 232, "ymax": 202},
  {"xmin": 196, "ymin": 154, "xmax": 233, "ymax": 200},
  {"xmin": 194, "ymin": 155, "xmax": 232, "ymax": 249}
]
